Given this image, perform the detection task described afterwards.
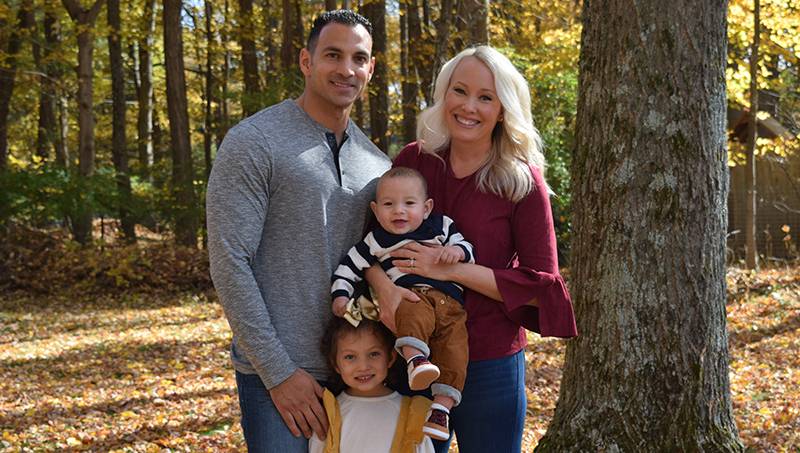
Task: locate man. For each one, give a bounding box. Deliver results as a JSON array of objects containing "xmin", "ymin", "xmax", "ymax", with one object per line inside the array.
[{"xmin": 206, "ymin": 10, "xmax": 391, "ymax": 451}]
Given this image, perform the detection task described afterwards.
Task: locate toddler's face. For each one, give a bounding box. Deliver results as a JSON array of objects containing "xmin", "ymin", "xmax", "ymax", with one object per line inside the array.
[
  {"xmin": 371, "ymin": 176, "xmax": 432, "ymax": 235},
  {"xmin": 334, "ymin": 330, "xmax": 395, "ymax": 397}
]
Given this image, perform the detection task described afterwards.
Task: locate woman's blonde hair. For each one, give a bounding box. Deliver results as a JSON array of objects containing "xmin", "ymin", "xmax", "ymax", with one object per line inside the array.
[{"xmin": 416, "ymin": 46, "xmax": 545, "ymax": 202}]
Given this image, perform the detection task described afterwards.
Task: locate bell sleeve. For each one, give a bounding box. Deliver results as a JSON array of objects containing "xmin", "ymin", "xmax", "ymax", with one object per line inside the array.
[{"xmin": 493, "ymin": 165, "xmax": 578, "ymax": 338}]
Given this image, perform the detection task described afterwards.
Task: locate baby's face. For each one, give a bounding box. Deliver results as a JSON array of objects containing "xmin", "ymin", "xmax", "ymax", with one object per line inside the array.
[{"xmin": 371, "ymin": 176, "xmax": 432, "ymax": 235}]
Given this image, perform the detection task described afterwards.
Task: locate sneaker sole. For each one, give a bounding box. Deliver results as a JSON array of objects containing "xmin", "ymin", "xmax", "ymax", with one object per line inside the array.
[
  {"xmin": 423, "ymin": 424, "xmax": 449, "ymax": 441},
  {"xmin": 409, "ymin": 366, "xmax": 440, "ymax": 390}
]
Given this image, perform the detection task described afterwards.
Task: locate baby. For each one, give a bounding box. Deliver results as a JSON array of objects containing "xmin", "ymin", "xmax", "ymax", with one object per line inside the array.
[{"xmin": 331, "ymin": 166, "xmax": 473, "ymax": 440}]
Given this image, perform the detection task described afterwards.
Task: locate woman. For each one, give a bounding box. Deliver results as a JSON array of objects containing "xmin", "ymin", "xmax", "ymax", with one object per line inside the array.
[{"xmin": 369, "ymin": 46, "xmax": 577, "ymax": 452}]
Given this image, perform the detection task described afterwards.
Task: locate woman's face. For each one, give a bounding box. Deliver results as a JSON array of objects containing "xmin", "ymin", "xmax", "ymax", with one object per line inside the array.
[{"xmin": 443, "ymin": 56, "xmax": 503, "ymax": 152}]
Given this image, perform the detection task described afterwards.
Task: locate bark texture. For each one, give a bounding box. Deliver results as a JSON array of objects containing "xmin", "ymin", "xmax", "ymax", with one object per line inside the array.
[
  {"xmin": 164, "ymin": 0, "xmax": 198, "ymax": 247},
  {"xmin": 536, "ymin": 1, "xmax": 743, "ymax": 451}
]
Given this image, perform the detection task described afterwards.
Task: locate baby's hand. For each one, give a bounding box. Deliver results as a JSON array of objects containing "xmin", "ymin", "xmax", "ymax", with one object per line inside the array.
[
  {"xmin": 332, "ymin": 297, "xmax": 349, "ymax": 317},
  {"xmin": 437, "ymin": 246, "xmax": 465, "ymax": 265}
]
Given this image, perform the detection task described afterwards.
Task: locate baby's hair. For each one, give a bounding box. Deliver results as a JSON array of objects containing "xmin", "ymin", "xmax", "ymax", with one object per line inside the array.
[
  {"xmin": 378, "ymin": 166, "xmax": 429, "ymax": 198},
  {"xmin": 321, "ymin": 317, "xmax": 402, "ymax": 394}
]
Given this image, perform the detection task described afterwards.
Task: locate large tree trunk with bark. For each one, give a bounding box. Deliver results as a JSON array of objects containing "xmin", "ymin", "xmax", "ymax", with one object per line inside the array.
[
  {"xmin": 238, "ymin": 0, "xmax": 261, "ymax": 117},
  {"xmin": 164, "ymin": 0, "xmax": 198, "ymax": 247},
  {"xmin": 62, "ymin": 0, "xmax": 104, "ymax": 244},
  {"xmin": 363, "ymin": 0, "xmax": 388, "ymax": 151},
  {"xmin": 536, "ymin": 1, "xmax": 743, "ymax": 451},
  {"xmin": 137, "ymin": 0, "xmax": 156, "ymax": 180},
  {"xmin": 108, "ymin": 0, "xmax": 136, "ymax": 242}
]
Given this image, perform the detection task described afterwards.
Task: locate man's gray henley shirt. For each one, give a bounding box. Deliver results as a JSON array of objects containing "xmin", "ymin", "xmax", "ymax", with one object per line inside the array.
[{"xmin": 207, "ymin": 100, "xmax": 390, "ymax": 388}]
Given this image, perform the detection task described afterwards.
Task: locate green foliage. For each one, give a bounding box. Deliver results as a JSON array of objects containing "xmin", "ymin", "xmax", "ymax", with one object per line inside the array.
[
  {"xmin": 504, "ymin": 48, "xmax": 578, "ymax": 261},
  {"xmin": 0, "ymin": 165, "xmax": 117, "ymax": 229}
]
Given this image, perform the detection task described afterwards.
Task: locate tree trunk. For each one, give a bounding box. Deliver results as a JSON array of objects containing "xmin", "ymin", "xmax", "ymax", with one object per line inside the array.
[
  {"xmin": 745, "ymin": 0, "xmax": 760, "ymax": 270},
  {"xmin": 62, "ymin": 0, "xmax": 104, "ymax": 244},
  {"xmin": 21, "ymin": 4, "xmax": 53, "ymax": 163},
  {"xmin": 43, "ymin": 10, "xmax": 68, "ymax": 168},
  {"xmin": 400, "ymin": 0, "xmax": 418, "ymax": 144},
  {"xmin": 238, "ymin": 0, "xmax": 261, "ymax": 117},
  {"xmin": 205, "ymin": 0, "xmax": 215, "ymax": 180},
  {"xmin": 281, "ymin": 0, "xmax": 303, "ymax": 94},
  {"xmin": 454, "ymin": 0, "xmax": 488, "ymax": 48},
  {"xmin": 408, "ymin": 0, "xmax": 433, "ymax": 105},
  {"xmin": 325, "ymin": 0, "xmax": 337, "ymax": 10},
  {"xmin": 536, "ymin": 1, "xmax": 743, "ymax": 451},
  {"xmin": 363, "ymin": 0, "xmax": 388, "ymax": 151},
  {"xmin": 137, "ymin": 0, "xmax": 156, "ymax": 180},
  {"xmin": 164, "ymin": 0, "xmax": 198, "ymax": 247},
  {"xmin": 0, "ymin": 4, "xmax": 27, "ymax": 171},
  {"xmin": 262, "ymin": 0, "xmax": 278, "ymax": 77},
  {"xmin": 218, "ymin": 0, "xmax": 232, "ymax": 145},
  {"xmin": 108, "ymin": 0, "xmax": 136, "ymax": 243},
  {"xmin": 431, "ymin": 0, "xmax": 454, "ymax": 95}
]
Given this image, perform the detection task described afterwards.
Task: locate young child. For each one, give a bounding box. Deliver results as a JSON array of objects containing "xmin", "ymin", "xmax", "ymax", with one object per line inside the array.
[
  {"xmin": 309, "ymin": 317, "xmax": 434, "ymax": 453},
  {"xmin": 331, "ymin": 167, "xmax": 473, "ymax": 440}
]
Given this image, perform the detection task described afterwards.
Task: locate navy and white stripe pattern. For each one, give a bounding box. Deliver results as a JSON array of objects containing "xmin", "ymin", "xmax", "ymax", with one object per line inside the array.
[{"xmin": 332, "ymin": 213, "xmax": 475, "ymax": 303}]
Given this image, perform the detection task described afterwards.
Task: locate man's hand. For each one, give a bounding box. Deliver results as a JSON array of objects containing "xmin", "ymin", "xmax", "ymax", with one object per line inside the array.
[
  {"xmin": 332, "ymin": 296, "xmax": 349, "ymax": 317},
  {"xmin": 365, "ymin": 264, "xmax": 420, "ymax": 333},
  {"xmin": 377, "ymin": 284, "xmax": 420, "ymax": 333},
  {"xmin": 269, "ymin": 369, "xmax": 329, "ymax": 439}
]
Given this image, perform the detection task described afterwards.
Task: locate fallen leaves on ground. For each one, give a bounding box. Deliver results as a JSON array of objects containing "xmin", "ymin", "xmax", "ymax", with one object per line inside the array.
[{"xmin": 1, "ymin": 265, "xmax": 798, "ymax": 451}]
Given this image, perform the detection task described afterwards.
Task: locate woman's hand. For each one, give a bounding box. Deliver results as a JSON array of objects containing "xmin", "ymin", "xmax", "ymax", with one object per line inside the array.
[{"xmin": 391, "ymin": 242, "xmax": 458, "ymax": 281}]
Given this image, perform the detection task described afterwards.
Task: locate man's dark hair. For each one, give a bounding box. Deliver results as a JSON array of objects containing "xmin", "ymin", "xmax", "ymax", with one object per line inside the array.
[{"xmin": 307, "ymin": 9, "xmax": 373, "ymax": 53}]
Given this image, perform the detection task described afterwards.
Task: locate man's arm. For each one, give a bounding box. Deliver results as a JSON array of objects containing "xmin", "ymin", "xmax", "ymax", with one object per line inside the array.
[
  {"xmin": 207, "ymin": 122, "xmax": 294, "ymax": 387},
  {"xmin": 207, "ymin": 123, "xmax": 327, "ymax": 438}
]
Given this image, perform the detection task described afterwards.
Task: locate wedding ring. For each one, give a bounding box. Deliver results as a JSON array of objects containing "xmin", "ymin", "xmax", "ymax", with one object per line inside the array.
[{"xmin": 410, "ymin": 258, "xmax": 416, "ymax": 268}]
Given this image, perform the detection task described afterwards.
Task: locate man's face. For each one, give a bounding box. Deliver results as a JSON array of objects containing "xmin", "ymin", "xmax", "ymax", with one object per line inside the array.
[{"xmin": 300, "ymin": 23, "xmax": 374, "ymax": 110}]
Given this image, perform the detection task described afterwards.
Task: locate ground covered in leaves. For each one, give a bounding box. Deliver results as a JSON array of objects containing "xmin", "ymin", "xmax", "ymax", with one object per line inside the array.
[{"xmin": 1, "ymin": 255, "xmax": 798, "ymax": 450}]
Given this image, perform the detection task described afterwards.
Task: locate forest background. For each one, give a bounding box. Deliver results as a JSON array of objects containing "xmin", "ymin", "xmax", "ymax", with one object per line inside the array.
[{"xmin": 0, "ymin": 0, "xmax": 799, "ymax": 451}]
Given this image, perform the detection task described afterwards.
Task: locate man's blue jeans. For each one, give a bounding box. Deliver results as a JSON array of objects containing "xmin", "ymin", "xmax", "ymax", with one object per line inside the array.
[
  {"xmin": 433, "ymin": 350, "xmax": 527, "ymax": 453},
  {"xmin": 235, "ymin": 371, "xmax": 310, "ymax": 453}
]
